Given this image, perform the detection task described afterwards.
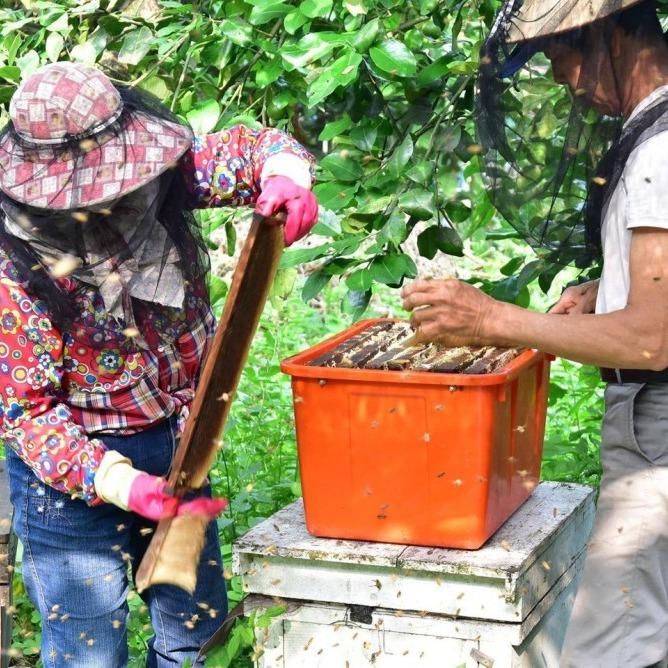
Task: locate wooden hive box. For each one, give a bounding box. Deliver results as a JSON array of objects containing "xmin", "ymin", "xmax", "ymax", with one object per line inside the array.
[
  {"xmin": 0, "ymin": 462, "xmax": 15, "ymax": 668},
  {"xmin": 233, "ymin": 482, "xmax": 595, "ymax": 667}
]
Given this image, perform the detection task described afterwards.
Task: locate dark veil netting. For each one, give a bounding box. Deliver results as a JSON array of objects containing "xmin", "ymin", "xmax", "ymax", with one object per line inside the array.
[
  {"xmin": 477, "ymin": 0, "xmax": 668, "ymax": 269},
  {"xmin": 0, "ymin": 86, "xmax": 210, "ymax": 342}
]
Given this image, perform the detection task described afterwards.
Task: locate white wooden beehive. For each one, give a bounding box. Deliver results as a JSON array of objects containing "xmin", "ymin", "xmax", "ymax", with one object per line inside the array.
[{"xmin": 233, "ymin": 482, "xmax": 595, "ymax": 668}]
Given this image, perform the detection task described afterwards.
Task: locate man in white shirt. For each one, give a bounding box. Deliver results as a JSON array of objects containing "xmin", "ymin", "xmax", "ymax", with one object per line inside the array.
[{"xmin": 403, "ymin": 1, "xmax": 668, "ymax": 665}]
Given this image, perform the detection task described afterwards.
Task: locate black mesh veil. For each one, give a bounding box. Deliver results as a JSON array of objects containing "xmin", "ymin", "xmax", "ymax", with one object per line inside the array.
[
  {"xmin": 477, "ymin": 0, "xmax": 668, "ymax": 269},
  {"xmin": 0, "ymin": 86, "xmax": 210, "ymax": 339}
]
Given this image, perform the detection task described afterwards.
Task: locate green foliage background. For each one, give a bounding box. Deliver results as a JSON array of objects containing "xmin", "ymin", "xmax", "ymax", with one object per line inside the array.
[{"xmin": 0, "ymin": 1, "xmax": 604, "ymax": 666}]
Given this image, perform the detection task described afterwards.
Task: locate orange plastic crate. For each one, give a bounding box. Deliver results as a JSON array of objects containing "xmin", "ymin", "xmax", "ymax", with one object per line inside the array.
[{"xmin": 280, "ymin": 318, "xmax": 552, "ymax": 549}]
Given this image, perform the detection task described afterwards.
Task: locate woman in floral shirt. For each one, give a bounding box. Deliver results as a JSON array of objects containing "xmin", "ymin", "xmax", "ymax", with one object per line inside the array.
[{"xmin": 0, "ymin": 62, "xmax": 317, "ymax": 667}]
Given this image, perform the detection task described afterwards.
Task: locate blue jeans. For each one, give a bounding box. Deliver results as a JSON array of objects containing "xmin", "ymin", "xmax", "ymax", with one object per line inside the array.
[{"xmin": 6, "ymin": 416, "xmax": 228, "ymax": 667}]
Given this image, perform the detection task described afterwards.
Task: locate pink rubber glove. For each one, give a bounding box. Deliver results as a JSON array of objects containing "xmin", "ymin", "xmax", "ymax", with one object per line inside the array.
[
  {"xmin": 255, "ymin": 175, "xmax": 319, "ymax": 246},
  {"xmin": 128, "ymin": 474, "xmax": 227, "ymax": 522}
]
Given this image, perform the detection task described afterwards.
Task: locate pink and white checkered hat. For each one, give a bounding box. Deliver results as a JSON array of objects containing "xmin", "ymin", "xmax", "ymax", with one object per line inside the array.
[{"xmin": 0, "ymin": 62, "xmax": 193, "ymax": 210}]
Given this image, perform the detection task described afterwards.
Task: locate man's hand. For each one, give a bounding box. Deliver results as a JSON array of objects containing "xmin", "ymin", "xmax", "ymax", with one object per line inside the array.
[
  {"xmin": 255, "ymin": 175, "xmax": 318, "ymax": 246},
  {"xmin": 549, "ymin": 279, "xmax": 599, "ymax": 315},
  {"xmin": 401, "ymin": 278, "xmax": 500, "ymax": 347}
]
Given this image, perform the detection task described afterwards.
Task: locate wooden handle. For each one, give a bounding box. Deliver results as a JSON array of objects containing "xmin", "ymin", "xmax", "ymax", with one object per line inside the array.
[{"xmin": 135, "ymin": 211, "xmax": 285, "ymax": 593}]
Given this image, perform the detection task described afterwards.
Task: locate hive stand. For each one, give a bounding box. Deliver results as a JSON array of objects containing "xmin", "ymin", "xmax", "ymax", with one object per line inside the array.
[
  {"xmin": 232, "ymin": 482, "xmax": 595, "ymax": 667},
  {"xmin": 0, "ymin": 462, "xmax": 15, "ymax": 668}
]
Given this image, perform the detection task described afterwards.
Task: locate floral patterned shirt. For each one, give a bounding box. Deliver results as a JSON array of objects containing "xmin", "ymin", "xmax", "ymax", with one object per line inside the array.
[{"xmin": 0, "ymin": 125, "xmax": 313, "ymax": 504}]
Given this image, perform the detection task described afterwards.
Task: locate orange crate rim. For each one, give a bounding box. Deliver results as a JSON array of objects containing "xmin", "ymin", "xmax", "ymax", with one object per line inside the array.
[{"xmin": 281, "ymin": 318, "xmax": 543, "ymax": 387}]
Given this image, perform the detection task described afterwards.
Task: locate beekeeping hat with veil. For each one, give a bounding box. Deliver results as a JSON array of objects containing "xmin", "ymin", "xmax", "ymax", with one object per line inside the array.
[
  {"xmin": 0, "ymin": 61, "xmax": 210, "ymax": 339},
  {"xmin": 477, "ymin": 0, "xmax": 668, "ymax": 269}
]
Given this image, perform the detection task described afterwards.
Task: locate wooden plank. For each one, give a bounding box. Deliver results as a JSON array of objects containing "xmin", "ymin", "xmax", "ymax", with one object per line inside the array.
[{"xmin": 136, "ymin": 213, "xmax": 284, "ymax": 594}]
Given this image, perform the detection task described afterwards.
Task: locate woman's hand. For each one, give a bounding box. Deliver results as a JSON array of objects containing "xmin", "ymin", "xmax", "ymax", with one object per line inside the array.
[
  {"xmin": 94, "ymin": 450, "xmax": 227, "ymax": 522},
  {"xmin": 401, "ymin": 278, "xmax": 500, "ymax": 347},
  {"xmin": 549, "ymin": 279, "xmax": 599, "ymax": 315},
  {"xmin": 255, "ymin": 175, "xmax": 319, "ymax": 246}
]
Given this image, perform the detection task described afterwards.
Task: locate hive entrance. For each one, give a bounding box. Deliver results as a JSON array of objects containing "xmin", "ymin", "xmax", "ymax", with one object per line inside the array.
[{"xmin": 309, "ymin": 322, "xmax": 520, "ymax": 374}]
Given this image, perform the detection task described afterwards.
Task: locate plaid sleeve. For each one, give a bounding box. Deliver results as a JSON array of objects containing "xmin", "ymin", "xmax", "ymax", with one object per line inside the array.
[
  {"xmin": 0, "ymin": 277, "xmax": 106, "ymax": 504},
  {"xmin": 180, "ymin": 125, "xmax": 315, "ymax": 208}
]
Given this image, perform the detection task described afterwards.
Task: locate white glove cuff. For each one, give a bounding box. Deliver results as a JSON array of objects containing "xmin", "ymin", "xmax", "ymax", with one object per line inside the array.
[
  {"xmin": 261, "ymin": 154, "xmax": 312, "ymax": 189},
  {"xmin": 94, "ymin": 450, "xmax": 143, "ymax": 510}
]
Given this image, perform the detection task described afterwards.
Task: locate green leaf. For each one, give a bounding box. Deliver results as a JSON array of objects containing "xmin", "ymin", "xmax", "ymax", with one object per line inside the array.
[
  {"xmin": 43, "ymin": 10, "xmax": 68, "ymax": 32},
  {"xmin": 256, "ymin": 57, "xmax": 282, "ymax": 86},
  {"xmin": 284, "ymin": 10, "xmax": 309, "ymax": 34},
  {"xmin": 0, "ymin": 66, "xmax": 20, "ymax": 83},
  {"xmin": 270, "ymin": 267, "xmax": 298, "ymax": 301},
  {"xmin": 490, "ymin": 276, "xmax": 521, "ymax": 303},
  {"xmin": 0, "ymin": 86, "xmax": 14, "ymax": 104},
  {"xmin": 320, "ymin": 152, "xmax": 363, "ymax": 182},
  {"xmin": 250, "ymin": 0, "xmax": 291, "ymax": 25},
  {"xmin": 313, "ymin": 181, "xmax": 357, "ymax": 210},
  {"xmin": 318, "ymin": 114, "xmax": 352, "ymax": 141},
  {"xmin": 354, "ymin": 193, "xmax": 395, "ymax": 215},
  {"xmin": 377, "ymin": 210, "xmax": 408, "ymax": 246},
  {"xmin": 45, "ymin": 33, "xmax": 64, "ymax": 62},
  {"xmin": 98, "ymin": 15, "xmax": 124, "ymax": 36},
  {"xmin": 346, "ymin": 268, "xmax": 373, "ymax": 291},
  {"xmin": 342, "ymin": 289, "xmax": 372, "ymax": 319},
  {"xmin": 417, "ymin": 226, "xmax": 464, "ymax": 259},
  {"xmin": 398, "ymin": 189, "xmax": 435, "ymax": 221},
  {"xmin": 141, "ymin": 76, "xmax": 169, "ymax": 100},
  {"xmin": 369, "ymin": 39, "xmax": 417, "ymax": 77},
  {"xmin": 416, "ymin": 55, "xmax": 451, "ymax": 86},
  {"xmin": 186, "ymin": 99, "xmax": 220, "ymax": 134},
  {"xmin": 300, "ymin": 0, "xmax": 333, "ymax": 19},
  {"xmin": 387, "ymin": 134, "xmax": 413, "ymax": 175},
  {"xmin": 70, "ymin": 42, "xmax": 97, "ymax": 65},
  {"xmin": 15, "ymin": 51, "xmax": 40, "ymax": 77},
  {"xmin": 345, "ymin": 0, "xmax": 367, "ymax": 15},
  {"xmin": 302, "ymin": 271, "xmax": 332, "ymax": 301},
  {"xmin": 406, "ymin": 161, "xmax": 433, "ymax": 185},
  {"xmin": 209, "ymin": 275, "xmax": 228, "ymax": 306},
  {"xmin": 448, "ymin": 59, "xmax": 478, "ymax": 75},
  {"xmin": 370, "ymin": 253, "xmax": 417, "ymax": 285},
  {"xmin": 353, "ymin": 17, "xmax": 379, "ymax": 52},
  {"xmin": 202, "ymin": 40, "xmax": 232, "ymax": 70},
  {"xmin": 500, "ymin": 257, "xmax": 523, "ymax": 277},
  {"xmin": 220, "ymin": 19, "xmax": 252, "ymax": 46},
  {"xmin": 221, "ymin": 220, "xmax": 235, "ymax": 255},
  {"xmin": 445, "ymin": 201, "xmax": 471, "ymax": 224},
  {"xmin": 280, "ymin": 244, "xmax": 333, "ymax": 267},
  {"xmin": 307, "ymin": 50, "xmax": 362, "ymax": 106},
  {"xmin": 118, "ymin": 27, "xmax": 153, "ymax": 65},
  {"xmin": 281, "ymin": 34, "xmax": 335, "ymax": 69},
  {"xmin": 350, "ymin": 121, "xmax": 378, "ymax": 151}
]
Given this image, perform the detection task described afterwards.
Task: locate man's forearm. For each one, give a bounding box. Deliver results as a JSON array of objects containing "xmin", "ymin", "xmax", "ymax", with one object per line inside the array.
[{"xmin": 490, "ymin": 301, "xmax": 668, "ymax": 370}]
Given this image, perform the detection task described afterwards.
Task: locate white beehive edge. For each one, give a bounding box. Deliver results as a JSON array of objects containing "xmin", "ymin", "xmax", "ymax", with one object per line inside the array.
[{"xmin": 233, "ymin": 482, "xmax": 595, "ymax": 638}]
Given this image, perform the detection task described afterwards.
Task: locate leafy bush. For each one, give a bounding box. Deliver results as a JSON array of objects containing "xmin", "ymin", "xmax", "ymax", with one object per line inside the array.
[{"xmin": 0, "ymin": 0, "xmax": 518, "ymax": 314}]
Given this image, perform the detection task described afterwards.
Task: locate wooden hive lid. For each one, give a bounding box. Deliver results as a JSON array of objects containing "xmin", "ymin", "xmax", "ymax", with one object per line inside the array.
[{"xmin": 233, "ymin": 482, "xmax": 595, "ymax": 631}]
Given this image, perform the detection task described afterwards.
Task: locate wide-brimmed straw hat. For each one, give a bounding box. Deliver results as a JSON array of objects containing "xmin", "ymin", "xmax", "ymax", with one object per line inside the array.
[
  {"xmin": 506, "ymin": 0, "xmax": 644, "ymax": 43},
  {"xmin": 0, "ymin": 62, "xmax": 193, "ymax": 210}
]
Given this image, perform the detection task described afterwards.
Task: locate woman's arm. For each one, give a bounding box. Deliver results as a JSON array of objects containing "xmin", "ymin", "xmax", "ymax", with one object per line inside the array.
[
  {"xmin": 180, "ymin": 124, "xmax": 318, "ymax": 245},
  {"xmin": 0, "ymin": 277, "xmax": 107, "ymax": 503},
  {"xmin": 402, "ymin": 228, "xmax": 668, "ymax": 370}
]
